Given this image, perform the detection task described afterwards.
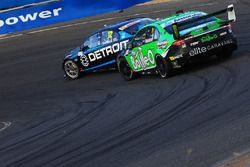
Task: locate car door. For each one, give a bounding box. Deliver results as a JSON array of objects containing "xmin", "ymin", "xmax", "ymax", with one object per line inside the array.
[
  {"xmin": 80, "ymin": 32, "xmax": 101, "ymax": 69},
  {"xmin": 82, "ymin": 30, "xmax": 122, "ymax": 70},
  {"xmin": 128, "ymin": 26, "xmax": 160, "ymax": 71},
  {"xmin": 127, "ymin": 28, "xmax": 146, "ymax": 71},
  {"xmin": 139, "ymin": 26, "xmax": 160, "ymax": 70},
  {"xmin": 99, "ymin": 30, "xmax": 121, "ymax": 65}
]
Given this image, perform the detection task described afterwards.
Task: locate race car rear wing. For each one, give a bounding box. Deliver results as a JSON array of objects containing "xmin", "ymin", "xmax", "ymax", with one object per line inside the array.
[{"xmin": 172, "ymin": 4, "xmax": 236, "ymax": 39}]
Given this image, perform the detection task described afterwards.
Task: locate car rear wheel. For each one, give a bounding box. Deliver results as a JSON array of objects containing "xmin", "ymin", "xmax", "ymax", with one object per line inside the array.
[
  {"xmin": 156, "ymin": 56, "xmax": 171, "ymax": 78},
  {"xmin": 64, "ymin": 60, "xmax": 80, "ymax": 80},
  {"xmin": 118, "ymin": 57, "xmax": 135, "ymax": 81}
]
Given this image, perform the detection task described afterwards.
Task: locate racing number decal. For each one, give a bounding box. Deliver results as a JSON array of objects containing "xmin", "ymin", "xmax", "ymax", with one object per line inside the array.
[
  {"xmin": 108, "ymin": 31, "xmax": 113, "ymax": 40},
  {"xmin": 80, "ymin": 54, "xmax": 90, "ymax": 67},
  {"xmin": 78, "ymin": 51, "xmax": 90, "ymax": 67}
]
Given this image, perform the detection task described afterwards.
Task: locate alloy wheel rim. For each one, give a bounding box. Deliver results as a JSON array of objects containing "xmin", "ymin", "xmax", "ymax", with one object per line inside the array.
[
  {"xmin": 64, "ymin": 61, "xmax": 79, "ymax": 79},
  {"xmin": 157, "ymin": 60, "xmax": 167, "ymax": 78}
]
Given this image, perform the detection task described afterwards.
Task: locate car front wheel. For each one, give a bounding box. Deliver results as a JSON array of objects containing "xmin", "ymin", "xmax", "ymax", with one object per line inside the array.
[
  {"xmin": 118, "ymin": 57, "xmax": 135, "ymax": 81},
  {"xmin": 64, "ymin": 60, "xmax": 80, "ymax": 80}
]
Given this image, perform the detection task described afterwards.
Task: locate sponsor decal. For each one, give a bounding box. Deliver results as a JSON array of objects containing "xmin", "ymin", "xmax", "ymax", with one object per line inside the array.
[
  {"xmin": 160, "ymin": 13, "xmax": 204, "ymax": 28},
  {"xmin": 220, "ymin": 31, "xmax": 228, "ymax": 36},
  {"xmin": 79, "ymin": 40, "xmax": 129, "ymax": 67},
  {"xmin": 0, "ymin": 8, "xmax": 62, "ymax": 28},
  {"xmin": 157, "ymin": 40, "xmax": 168, "ymax": 49},
  {"xmin": 190, "ymin": 41, "xmax": 199, "ymax": 46},
  {"xmin": 169, "ymin": 54, "xmax": 183, "ymax": 61},
  {"xmin": 108, "ymin": 31, "xmax": 113, "ymax": 39},
  {"xmin": 130, "ymin": 48, "xmax": 155, "ymax": 70},
  {"xmin": 119, "ymin": 20, "xmax": 142, "ymax": 31},
  {"xmin": 174, "ymin": 13, "xmax": 203, "ymax": 23},
  {"xmin": 189, "ymin": 39, "xmax": 233, "ymax": 57},
  {"xmin": 201, "ymin": 34, "xmax": 218, "ymax": 43},
  {"xmin": 169, "ymin": 56, "xmax": 175, "ymax": 61},
  {"xmin": 79, "ymin": 53, "xmax": 89, "ymax": 67}
]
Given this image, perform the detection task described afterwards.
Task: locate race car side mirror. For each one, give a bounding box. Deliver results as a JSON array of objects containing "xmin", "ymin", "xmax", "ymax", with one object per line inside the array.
[{"xmin": 228, "ymin": 4, "xmax": 236, "ymax": 22}]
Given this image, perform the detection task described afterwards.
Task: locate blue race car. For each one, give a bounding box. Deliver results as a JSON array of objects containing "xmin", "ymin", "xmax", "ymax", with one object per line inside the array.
[{"xmin": 63, "ymin": 18, "xmax": 155, "ymax": 79}]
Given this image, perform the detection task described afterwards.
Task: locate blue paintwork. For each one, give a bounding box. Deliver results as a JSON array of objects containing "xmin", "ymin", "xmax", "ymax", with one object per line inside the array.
[
  {"xmin": 64, "ymin": 18, "xmax": 155, "ymax": 74},
  {"xmin": 81, "ymin": 60, "xmax": 116, "ymax": 72}
]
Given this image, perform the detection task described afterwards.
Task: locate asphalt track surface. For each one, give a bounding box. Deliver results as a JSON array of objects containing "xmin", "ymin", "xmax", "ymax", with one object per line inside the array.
[{"xmin": 0, "ymin": 0, "xmax": 250, "ymax": 166}]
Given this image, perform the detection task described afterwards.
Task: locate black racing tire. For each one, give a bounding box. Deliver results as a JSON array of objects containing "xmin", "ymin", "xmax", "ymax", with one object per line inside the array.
[
  {"xmin": 216, "ymin": 50, "xmax": 233, "ymax": 60},
  {"xmin": 156, "ymin": 56, "xmax": 172, "ymax": 78},
  {"xmin": 118, "ymin": 57, "xmax": 135, "ymax": 81},
  {"xmin": 64, "ymin": 60, "xmax": 80, "ymax": 80}
]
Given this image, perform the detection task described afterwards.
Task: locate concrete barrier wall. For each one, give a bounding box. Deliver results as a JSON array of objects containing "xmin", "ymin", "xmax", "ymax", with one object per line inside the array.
[{"xmin": 0, "ymin": 0, "xmax": 150, "ymax": 35}]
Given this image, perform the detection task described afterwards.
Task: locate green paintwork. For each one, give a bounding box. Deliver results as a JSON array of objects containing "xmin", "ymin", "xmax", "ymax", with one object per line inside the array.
[
  {"xmin": 124, "ymin": 11, "xmax": 224, "ymax": 72},
  {"xmin": 201, "ymin": 34, "xmax": 218, "ymax": 43}
]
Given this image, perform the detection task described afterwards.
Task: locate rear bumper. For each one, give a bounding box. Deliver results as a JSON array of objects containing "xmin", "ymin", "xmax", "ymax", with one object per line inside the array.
[
  {"xmin": 167, "ymin": 27, "xmax": 238, "ymax": 68},
  {"xmin": 187, "ymin": 36, "xmax": 237, "ymax": 57}
]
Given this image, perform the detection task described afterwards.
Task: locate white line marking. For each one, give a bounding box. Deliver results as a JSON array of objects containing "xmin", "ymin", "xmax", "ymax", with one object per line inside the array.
[
  {"xmin": 0, "ymin": 121, "xmax": 12, "ymax": 132},
  {"xmin": 0, "ymin": 2, "xmax": 220, "ymax": 41}
]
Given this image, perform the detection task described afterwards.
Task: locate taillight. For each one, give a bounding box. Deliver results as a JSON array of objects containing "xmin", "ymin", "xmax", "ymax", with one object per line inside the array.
[
  {"xmin": 172, "ymin": 39, "xmax": 185, "ymax": 46},
  {"xmin": 222, "ymin": 23, "xmax": 232, "ymax": 30},
  {"xmin": 223, "ymin": 23, "xmax": 233, "ymax": 33}
]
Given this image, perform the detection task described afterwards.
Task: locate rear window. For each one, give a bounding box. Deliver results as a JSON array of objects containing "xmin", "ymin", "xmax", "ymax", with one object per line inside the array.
[
  {"xmin": 123, "ymin": 19, "xmax": 155, "ymax": 35},
  {"xmin": 164, "ymin": 13, "xmax": 216, "ymax": 34}
]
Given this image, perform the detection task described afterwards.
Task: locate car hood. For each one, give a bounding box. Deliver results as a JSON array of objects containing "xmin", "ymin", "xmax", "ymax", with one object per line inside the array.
[{"xmin": 64, "ymin": 47, "xmax": 81, "ymax": 60}]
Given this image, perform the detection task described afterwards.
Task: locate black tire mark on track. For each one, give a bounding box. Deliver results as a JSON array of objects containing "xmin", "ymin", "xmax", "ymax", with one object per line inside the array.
[{"xmin": 2, "ymin": 94, "xmax": 116, "ymax": 167}]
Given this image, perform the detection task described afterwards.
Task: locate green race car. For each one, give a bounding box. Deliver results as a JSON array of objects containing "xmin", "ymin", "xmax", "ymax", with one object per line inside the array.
[{"xmin": 117, "ymin": 5, "xmax": 237, "ymax": 80}]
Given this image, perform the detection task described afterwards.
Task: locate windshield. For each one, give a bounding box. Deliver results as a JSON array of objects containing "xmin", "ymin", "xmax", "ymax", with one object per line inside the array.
[{"xmin": 123, "ymin": 18, "xmax": 155, "ymax": 35}]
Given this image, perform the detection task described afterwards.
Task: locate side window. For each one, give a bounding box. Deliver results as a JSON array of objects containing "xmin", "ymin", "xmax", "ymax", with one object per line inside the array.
[
  {"xmin": 84, "ymin": 33, "xmax": 100, "ymax": 49},
  {"xmin": 144, "ymin": 27, "xmax": 159, "ymax": 44},
  {"xmin": 83, "ymin": 39, "xmax": 89, "ymax": 48},
  {"xmin": 113, "ymin": 32, "xmax": 119, "ymax": 42},
  {"xmin": 154, "ymin": 28, "xmax": 160, "ymax": 40},
  {"xmin": 101, "ymin": 31, "xmax": 119, "ymax": 45},
  {"xmin": 132, "ymin": 29, "xmax": 146, "ymax": 48}
]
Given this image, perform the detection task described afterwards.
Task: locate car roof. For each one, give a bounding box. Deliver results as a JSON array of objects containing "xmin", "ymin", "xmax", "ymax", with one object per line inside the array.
[
  {"xmin": 91, "ymin": 18, "xmax": 150, "ymax": 34},
  {"xmin": 144, "ymin": 11, "xmax": 207, "ymax": 28}
]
